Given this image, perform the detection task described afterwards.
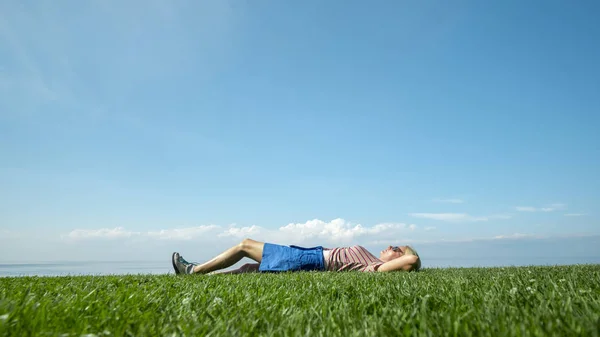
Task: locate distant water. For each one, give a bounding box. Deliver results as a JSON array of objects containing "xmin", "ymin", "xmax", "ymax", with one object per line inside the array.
[
  {"xmin": 1, "ymin": 256, "xmax": 599, "ymax": 277},
  {"xmin": 0, "ymin": 261, "xmax": 171, "ymax": 277}
]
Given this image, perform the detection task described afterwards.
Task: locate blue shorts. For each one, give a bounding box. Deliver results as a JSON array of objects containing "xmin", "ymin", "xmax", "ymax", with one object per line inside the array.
[{"xmin": 258, "ymin": 243, "xmax": 325, "ymax": 272}]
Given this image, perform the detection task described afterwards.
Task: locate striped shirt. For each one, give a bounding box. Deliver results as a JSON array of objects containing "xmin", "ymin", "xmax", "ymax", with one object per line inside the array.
[{"xmin": 324, "ymin": 245, "xmax": 384, "ymax": 272}]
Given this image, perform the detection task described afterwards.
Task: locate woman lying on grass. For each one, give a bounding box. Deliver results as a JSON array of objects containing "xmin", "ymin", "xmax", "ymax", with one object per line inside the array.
[{"xmin": 171, "ymin": 239, "xmax": 421, "ymax": 275}]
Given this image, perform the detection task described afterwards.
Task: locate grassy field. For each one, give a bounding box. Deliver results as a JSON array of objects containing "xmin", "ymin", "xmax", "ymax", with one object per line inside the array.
[{"xmin": 0, "ymin": 265, "xmax": 599, "ymax": 336}]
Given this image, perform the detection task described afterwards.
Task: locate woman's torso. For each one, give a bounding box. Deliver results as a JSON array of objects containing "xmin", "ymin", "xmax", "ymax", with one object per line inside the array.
[{"xmin": 323, "ymin": 245, "xmax": 383, "ymax": 272}]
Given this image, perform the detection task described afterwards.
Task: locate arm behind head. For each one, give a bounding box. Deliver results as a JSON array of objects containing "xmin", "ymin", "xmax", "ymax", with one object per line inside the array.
[{"xmin": 377, "ymin": 246, "xmax": 421, "ymax": 272}]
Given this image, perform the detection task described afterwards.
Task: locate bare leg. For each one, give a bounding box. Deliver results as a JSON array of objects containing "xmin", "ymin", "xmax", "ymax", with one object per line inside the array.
[
  {"xmin": 192, "ymin": 239, "xmax": 264, "ymax": 274},
  {"xmin": 209, "ymin": 263, "xmax": 260, "ymax": 275}
]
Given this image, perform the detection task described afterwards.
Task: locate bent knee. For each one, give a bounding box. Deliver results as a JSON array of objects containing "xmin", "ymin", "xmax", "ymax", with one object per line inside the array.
[{"xmin": 239, "ymin": 238, "xmax": 255, "ymax": 250}]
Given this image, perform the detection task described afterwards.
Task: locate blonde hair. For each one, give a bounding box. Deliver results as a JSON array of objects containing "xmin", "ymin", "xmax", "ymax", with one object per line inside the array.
[{"xmin": 404, "ymin": 246, "xmax": 421, "ymax": 271}]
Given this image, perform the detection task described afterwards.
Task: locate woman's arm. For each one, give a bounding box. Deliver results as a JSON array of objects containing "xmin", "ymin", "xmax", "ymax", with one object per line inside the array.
[{"xmin": 376, "ymin": 255, "xmax": 419, "ymax": 272}]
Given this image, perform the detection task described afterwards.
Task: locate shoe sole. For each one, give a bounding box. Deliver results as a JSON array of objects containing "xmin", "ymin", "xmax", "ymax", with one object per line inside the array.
[{"xmin": 171, "ymin": 252, "xmax": 180, "ymax": 275}]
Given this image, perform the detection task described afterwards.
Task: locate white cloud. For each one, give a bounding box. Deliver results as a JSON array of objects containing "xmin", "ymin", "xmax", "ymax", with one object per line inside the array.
[
  {"xmin": 493, "ymin": 233, "xmax": 534, "ymax": 240},
  {"xmin": 62, "ymin": 219, "xmax": 418, "ymax": 246},
  {"xmin": 218, "ymin": 225, "xmax": 263, "ymax": 238},
  {"xmin": 541, "ymin": 204, "xmax": 565, "ymax": 212},
  {"xmin": 66, "ymin": 227, "xmax": 140, "ymax": 240},
  {"xmin": 65, "ymin": 225, "xmax": 220, "ymax": 241},
  {"xmin": 410, "ymin": 213, "xmax": 471, "ymax": 221},
  {"xmin": 369, "ymin": 222, "xmax": 408, "ymax": 233},
  {"xmin": 277, "ymin": 219, "xmax": 413, "ymax": 243},
  {"xmin": 419, "ymin": 233, "xmax": 541, "ymax": 244},
  {"xmin": 8, "ymin": 223, "xmax": 598, "ymax": 263},
  {"xmin": 433, "ymin": 198, "xmax": 464, "ymax": 204},
  {"xmin": 424, "ymin": 226, "xmax": 436, "ymax": 231},
  {"xmin": 516, "ymin": 203, "xmax": 567, "ymax": 212},
  {"xmin": 147, "ymin": 225, "xmax": 219, "ymax": 240},
  {"xmin": 374, "ymin": 233, "xmax": 600, "ymax": 246},
  {"xmin": 408, "ymin": 213, "xmax": 510, "ymax": 222},
  {"xmin": 548, "ymin": 203, "xmax": 566, "ymax": 210},
  {"xmin": 564, "ymin": 213, "xmax": 587, "ymax": 217}
]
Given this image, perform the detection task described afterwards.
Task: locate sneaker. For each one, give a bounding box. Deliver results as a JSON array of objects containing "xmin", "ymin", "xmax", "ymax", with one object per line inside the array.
[{"xmin": 172, "ymin": 252, "xmax": 195, "ymax": 275}]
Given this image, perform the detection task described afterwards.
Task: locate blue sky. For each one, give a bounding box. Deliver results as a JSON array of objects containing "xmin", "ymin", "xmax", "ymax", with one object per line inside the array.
[{"xmin": 1, "ymin": 1, "xmax": 599, "ymax": 263}]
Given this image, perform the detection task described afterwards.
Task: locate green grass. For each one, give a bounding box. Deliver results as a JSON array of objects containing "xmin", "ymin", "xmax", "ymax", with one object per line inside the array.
[{"xmin": 1, "ymin": 265, "xmax": 599, "ymax": 336}]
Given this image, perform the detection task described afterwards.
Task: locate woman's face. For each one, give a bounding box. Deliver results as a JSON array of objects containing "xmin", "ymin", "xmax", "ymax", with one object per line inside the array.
[{"xmin": 379, "ymin": 245, "xmax": 407, "ymax": 262}]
